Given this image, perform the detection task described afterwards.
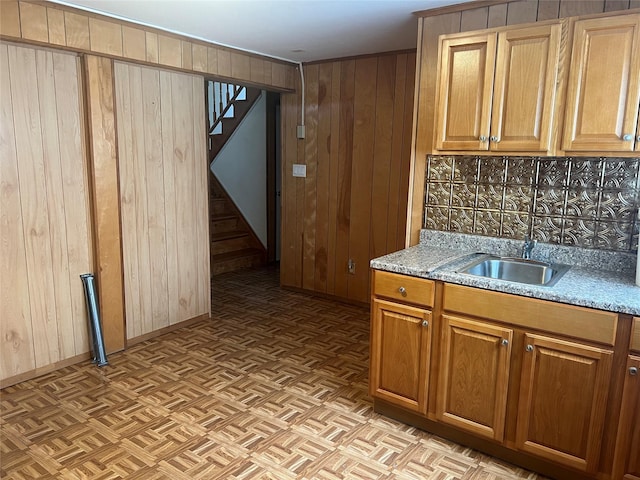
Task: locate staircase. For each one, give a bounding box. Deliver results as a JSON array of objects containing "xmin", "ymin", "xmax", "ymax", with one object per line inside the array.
[{"xmin": 207, "ymin": 81, "xmax": 266, "ymax": 275}]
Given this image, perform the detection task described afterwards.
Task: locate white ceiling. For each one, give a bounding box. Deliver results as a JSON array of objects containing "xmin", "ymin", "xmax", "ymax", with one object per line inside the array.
[{"xmin": 53, "ymin": 0, "xmax": 472, "ymax": 63}]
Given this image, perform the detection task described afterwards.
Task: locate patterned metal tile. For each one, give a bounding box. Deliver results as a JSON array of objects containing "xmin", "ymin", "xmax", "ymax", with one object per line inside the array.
[
  {"xmin": 449, "ymin": 208, "xmax": 475, "ymax": 234},
  {"xmin": 601, "ymin": 158, "xmax": 640, "ymax": 190},
  {"xmin": 476, "ymin": 184, "xmax": 504, "ymax": 210},
  {"xmin": 503, "ymin": 185, "xmax": 532, "ymax": 212},
  {"xmin": 451, "ymin": 183, "xmax": 477, "ymax": 208},
  {"xmin": 479, "ymin": 157, "xmax": 507, "ymax": 184},
  {"xmin": 425, "ymin": 182, "xmax": 452, "ymax": 206},
  {"xmin": 564, "ymin": 189, "xmax": 599, "ymax": 218},
  {"xmin": 501, "ymin": 212, "xmax": 530, "ymax": 239},
  {"xmin": 505, "ymin": 157, "xmax": 536, "ymax": 186},
  {"xmin": 561, "ymin": 218, "xmax": 597, "ymax": 248},
  {"xmin": 536, "ymin": 159, "xmax": 570, "ymax": 187},
  {"xmin": 474, "ymin": 210, "xmax": 501, "ymax": 236},
  {"xmin": 568, "ymin": 159, "xmax": 603, "ymax": 188},
  {"xmin": 427, "ymin": 155, "xmax": 454, "ymax": 182},
  {"xmin": 533, "ymin": 187, "xmax": 566, "ymax": 216},
  {"xmin": 452, "ymin": 156, "xmax": 480, "ymax": 183},
  {"xmin": 424, "ymin": 206, "xmax": 449, "ymax": 231},
  {"xmin": 531, "ymin": 216, "xmax": 562, "ymax": 244},
  {"xmin": 594, "ymin": 221, "xmax": 634, "ymax": 251},
  {"xmin": 598, "ymin": 189, "xmax": 638, "ymax": 222}
]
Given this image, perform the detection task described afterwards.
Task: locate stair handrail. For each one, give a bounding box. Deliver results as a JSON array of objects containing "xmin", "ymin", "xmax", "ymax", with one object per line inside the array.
[{"xmin": 208, "ymin": 82, "xmax": 245, "ymax": 135}]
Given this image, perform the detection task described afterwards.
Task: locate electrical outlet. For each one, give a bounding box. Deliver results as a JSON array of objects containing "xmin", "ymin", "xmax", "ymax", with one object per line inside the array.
[
  {"xmin": 297, "ymin": 125, "xmax": 306, "ymax": 139},
  {"xmin": 292, "ymin": 164, "xmax": 307, "ymax": 177},
  {"xmin": 347, "ymin": 259, "xmax": 356, "ymax": 274}
]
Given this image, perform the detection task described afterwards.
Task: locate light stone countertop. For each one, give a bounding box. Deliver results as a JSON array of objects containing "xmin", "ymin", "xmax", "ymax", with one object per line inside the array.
[{"xmin": 370, "ymin": 230, "xmax": 640, "ymax": 316}]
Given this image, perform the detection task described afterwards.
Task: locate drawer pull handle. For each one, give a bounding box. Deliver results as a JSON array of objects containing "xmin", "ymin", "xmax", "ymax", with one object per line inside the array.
[
  {"xmin": 398, "ymin": 286, "xmax": 407, "ymax": 296},
  {"xmin": 422, "ymin": 320, "xmax": 429, "ymax": 327},
  {"xmin": 526, "ymin": 344, "xmax": 534, "ymax": 352},
  {"xmin": 501, "ymin": 339, "xmax": 509, "ymax": 346},
  {"xmin": 631, "ymin": 367, "xmax": 638, "ymax": 376}
]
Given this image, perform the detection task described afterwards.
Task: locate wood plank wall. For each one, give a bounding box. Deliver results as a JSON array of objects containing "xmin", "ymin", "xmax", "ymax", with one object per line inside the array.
[
  {"xmin": 0, "ymin": 0, "xmax": 296, "ymax": 91},
  {"xmin": 114, "ymin": 62, "xmax": 210, "ymax": 341},
  {"xmin": 407, "ymin": 0, "xmax": 639, "ymax": 245},
  {"xmin": 0, "ymin": 43, "xmax": 93, "ymax": 383},
  {"xmin": 281, "ymin": 52, "xmax": 416, "ymax": 303}
]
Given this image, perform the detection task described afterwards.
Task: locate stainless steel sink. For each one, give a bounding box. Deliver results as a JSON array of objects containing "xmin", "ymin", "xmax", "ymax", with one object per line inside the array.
[{"xmin": 458, "ymin": 255, "xmax": 570, "ymax": 287}]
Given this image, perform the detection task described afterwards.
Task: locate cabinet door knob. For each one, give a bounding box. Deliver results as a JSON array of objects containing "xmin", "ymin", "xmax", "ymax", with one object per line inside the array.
[
  {"xmin": 490, "ymin": 136, "xmax": 500, "ymax": 142},
  {"xmin": 637, "ymin": 135, "xmax": 640, "ymax": 142},
  {"xmin": 422, "ymin": 320, "xmax": 429, "ymax": 327},
  {"xmin": 631, "ymin": 367, "xmax": 638, "ymax": 376},
  {"xmin": 623, "ymin": 134, "xmax": 633, "ymax": 141},
  {"xmin": 526, "ymin": 344, "xmax": 534, "ymax": 352},
  {"xmin": 398, "ymin": 286, "xmax": 407, "ymax": 296},
  {"xmin": 501, "ymin": 338, "xmax": 509, "ymax": 346},
  {"xmin": 479, "ymin": 135, "xmax": 488, "ymax": 142}
]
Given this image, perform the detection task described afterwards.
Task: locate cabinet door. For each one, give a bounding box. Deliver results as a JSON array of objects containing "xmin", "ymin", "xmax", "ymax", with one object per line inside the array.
[
  {"xmin": 563, "ymin": 14, "xmax": 640, "ymax": 152},
  {"xmin": 491, "ymin": 24, "xmax": 561, "ymax": 153},
  {"xmin": 436, "ymin": 315, "xmax": 512, "ymax": 441},
  {"xmin": 434, "ymin": 32, "xmax": 496, "ymax": 151},
  {"xmin": 516, "ymin": 333, "xmax": 613, "ymax": 472},
  {"xmin": 612, "ymin": 355, "xmax": 640, "ymax": 480},
  {"xmin": 370, "ymin": 299, "xmax": 432, "ymax": 414}
]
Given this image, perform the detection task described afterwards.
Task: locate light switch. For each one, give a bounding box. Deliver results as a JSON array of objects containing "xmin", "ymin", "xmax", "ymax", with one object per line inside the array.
[{"xmin": 293, "ymin": 164, "xmax": 307, "ymax": 177}]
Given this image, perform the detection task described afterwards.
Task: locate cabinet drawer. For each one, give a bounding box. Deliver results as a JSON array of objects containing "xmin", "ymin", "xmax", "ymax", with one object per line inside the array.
[
  {"xmin": 631, "ymin": 317, "xmax": 640, "ymax": 354},
  {"xmin": 373, "ymin": 270, "xmax": 435, "ymax": 308},
  {"xmin": 443, "ymin": 283, "xmax": 617, "ymax": 345}
]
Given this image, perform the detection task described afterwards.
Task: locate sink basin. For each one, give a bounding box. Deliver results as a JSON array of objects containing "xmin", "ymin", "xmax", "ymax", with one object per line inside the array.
[{"xmin": 458, "ymin": 255, "xmax": 570, "ymax": 287}]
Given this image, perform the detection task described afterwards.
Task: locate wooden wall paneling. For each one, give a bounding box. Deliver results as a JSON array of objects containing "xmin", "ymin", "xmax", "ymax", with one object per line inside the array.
[
  {"xmin": 11, "ymin": 45, "xmax": 60, "ymax": 367},
  {"xmin": 0, "ymin": 43, "xmax": 36, "ymax": 379},
  {"xmin": 0, "ymin": 1, "xmax": 20, "ymax": 37},
  {"xmin": 334, "ymin": 60, "xmax": 356, "ymax": 298},
  {"xmin": 295, "ymin": 91, "xmax": 305, "ymax": 287},
  {"xmin": 271, "ymin": 63, "xmax": 287, "ymax": 89},
  {"xmin": 407, "ymin": 13, "xmax": 461, "ymax": 246},
  {"xmin": 19, "ymin": 1, "xmax": 48, "ymax": 42},
  {"xmin": 159, "ymin": 70, "xmax": 180, "ymax": 328},
  {"xmin": 251, "ymin": 57, "xmax": 265, "ymax": 84},
  {"xmin": 632, "ymin": 0, "xmax": 640, "ymax": 8},
  {"xmin": 370, "ymin": 55, "xmax": 396, "ymax": 260},
  {"xmin": 559, "ymin": 0, "xmax": 606, "ymax": 18},
  {"xmin": 192, "ymin": 44, "xmax": 206, "ymax": 72},
  {"xmin": 217, "ymin": 49, "xmax": 231, "ymax": 78},
  {"xmin": 122, "ymin": 26, "xmax": 145, "ymax": 61},
  {"xmin": 141, "ymin": 67, "xmax": 170, "ymax": 332},
  {"xmin": 537, "ymin": 0, "xmax": 561, "ymax": 21},
  {"xmin": 230, "ymin": 51, "xmax": 251, "ymax": 81},
  {"xmin": 88, "ymin": 18, "xmax": 123, "ymax": 57},
  {"xmin": 325, "ymin": 61, "xmax": 342, "ymax": 295},
  {"xmin": 207, "ymin": 47, "xmax": 218, "ymax": 75},
  {"xmin": 145, "ymin": 31, "xmax": 158, "ymax": 63},
  {"xmin": 488, "ymin": 3, "xmax": 508, "ymax": 27},
  {"xmin": 605, "ymin": 0, "xmax": 631, "ymax": 12},
  {"xmin": 461, "ymin": 7, "xmax": 489, "ymax": 31},
  {"xmin": 158, "ymin": 34, "xmax": 181, "ymax": 68},
  {"xmin": 181, "ymin": 41, "xmax": 192, "ymax": 70},
  {"xmin": 46, "ymin": 7, "xmax": 65, "ymax": 46},
  {"xmin": 314, "ymin": 63, "xmax": 333, "ymax": 292},
  {"xmin": 506, "ymin": 0, "xmax": 539, "ymax": 25},
  {"xmin": 398, "ymin": 53, "xmax": 416, "ymax": 250},
  {"xmin": 263, "ymin": 61, "xmax": 272, "ymax": 88},
  {"xmin": 64, "ymin": 11, "xmax": 89, "ymax": 50},
  {"xmin": 302, "ymin": 64, "xmax": 319, "ymax": 290},
  {"xmin": 347, "ymin": 57, "xmax": 378, "ymax": 302}
]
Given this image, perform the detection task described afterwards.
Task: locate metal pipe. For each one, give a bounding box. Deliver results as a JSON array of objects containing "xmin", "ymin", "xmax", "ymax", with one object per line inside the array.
[{"xmin": 80, "ymin": 273, "xmax": 108, "ymax": 367}]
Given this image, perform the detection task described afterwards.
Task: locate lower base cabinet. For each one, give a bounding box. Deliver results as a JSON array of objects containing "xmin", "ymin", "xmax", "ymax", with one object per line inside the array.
[{"xmin": 613, "ymin": 355, "xmax": 640, "ymax": 480}]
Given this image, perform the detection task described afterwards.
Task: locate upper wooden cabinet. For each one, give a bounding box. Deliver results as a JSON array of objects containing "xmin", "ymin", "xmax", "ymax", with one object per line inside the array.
[
  {"xmin": 562, "ymin": 14, "xmax": 640, "ymax": 152},
  {"xmin": 433, "ymin": 23, "xmax": 562, "ymax": 154}
]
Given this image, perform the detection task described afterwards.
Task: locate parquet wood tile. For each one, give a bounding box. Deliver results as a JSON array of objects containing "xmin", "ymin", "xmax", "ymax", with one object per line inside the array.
[{"xmin": 1, "ymin": 266, "xmax": 546, "ymax": 479}]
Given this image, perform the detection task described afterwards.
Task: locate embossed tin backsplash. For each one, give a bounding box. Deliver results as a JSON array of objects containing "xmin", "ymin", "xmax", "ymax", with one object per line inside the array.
[{"xmin": 424, "ymin": 156, "xmax": 640, "ymax": 252}]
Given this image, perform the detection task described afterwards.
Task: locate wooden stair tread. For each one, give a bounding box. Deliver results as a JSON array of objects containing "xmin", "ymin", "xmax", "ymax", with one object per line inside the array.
[
  {"xmin": 211, "ymin": 213, "xmax": 237, "ymax": 221},
  {"xmin": 210, "ymin": 248, "xmax": 264, "ymax": 262},
  {"xmin": 211, "ymin": 230, "xmax": 249, "ymax": 241}
]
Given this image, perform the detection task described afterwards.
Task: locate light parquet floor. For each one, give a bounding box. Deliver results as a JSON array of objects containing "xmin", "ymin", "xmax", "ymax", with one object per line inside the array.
[{"xmin": 1, "ymin": 266, "xmax": 545, "ymax": 480}]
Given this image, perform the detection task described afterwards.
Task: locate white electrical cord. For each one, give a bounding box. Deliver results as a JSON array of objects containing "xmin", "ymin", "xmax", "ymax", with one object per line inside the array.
[{"xmin": 298, "ymin": 61, "xmax": 305, "ymax": 127}]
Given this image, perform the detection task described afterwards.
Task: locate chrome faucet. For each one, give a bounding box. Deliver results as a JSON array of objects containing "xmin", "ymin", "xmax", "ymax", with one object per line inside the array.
[{"xmin": 522, "ymin": 236, "xmax": 537, "ymax": 260}]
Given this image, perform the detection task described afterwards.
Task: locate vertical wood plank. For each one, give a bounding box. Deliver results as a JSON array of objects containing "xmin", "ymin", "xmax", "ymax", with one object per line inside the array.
[
  {"xmin": 181, "ymin": 41, "xmax": 193, "ymax": 70},
  {"xmin": 314, "ymin": 63, "xmax": 333, "ymax": 293},
  {"xmin": 85, "ymin": 56, "xmax": 125, "ymax": 352},
  {"xmin": 325, "ymin": 62, "xmax": 341, "ymax": 295},
  {"xmin": 334, "ymin": 59, "xmax": 355, "ymax": 299},
  {"xmin": 251, "ymin": 57, "xmax": 265, "ymax": 84},
  {"xmin": 559, "ymin": 0, "xmax": 605, "ymax": 17},
  {"xmin": 347, "ymin": 57, "xmax": 377, "ymax": 302},
  {"xmin": 46, "ymin": 8, "xmax": 65, "ymax": 46},
  {"xmin": 604, "ymin": 0, "xmax": 630, "ymax": 12},
  {"xmin": 302, "ymin": 64, "xmax": 319, "ymax": 291},
  {"xmin": 217, "ymin": 49, "xmax": 231, "ymax": 77},
  {"xmin": 370, "ymin": 55, "xmax": 396, "ymax": 260},
  {"xmin": 10, "ymin": 45, "xmax": 59, "ymax": 367},
  {"xmin": 64, "ymin": 11, "xmax": 90, "ymax": 50},
  {"xmin": 0, "ymin": 1, "xmax": 20, "ymax": 37},
  {"xmin": 272, "ymin": 63, "xmax": 287, "ymax": 89},
  {"xmin": 231, "ymin": 52, "xmax": 251, "ymax": 81},
  {"xmin": 19, "ymin": 1, "xmax": 48, "ymax": 42},
  {"xmin": 506, "ymin": 0, "xmax": 539, "ymax": 25},
  {"xmin": 192, "ymin": 44, "xmax": 207, "ymax": 72},
  {"xmin": 631, "ymin": 0, "xmax": 640, "ymax": 8},
  {"xmin": 537, "ymin": 0, "xmax": 561, "ymax": 21},
  {"xmin": 89, "ymin": 18, "xmax": 123, "ymax": 56},
  {"xmin": 461, "ymin": 7, "xmax": 489, "ymax": 31},
  {"xmin": 488, "ymin": 3, "xmax": 508, "ymax": 27},
  {"xmin": 122, "ymin": 26, "xmax": 146, "ymax": 61},
  {"xmin": 145, "ymin": 31, "xmax": 158, "ymax": 63},
  {"xmin": 158, "ymin": 34, "xmax": 181, "ymax": 68},
  {"xmin": 207, "ymin": 47, "xmax": 218, "ymax": 75},
  {"xmin": 0, "ymin": 43, "xmax": 35, "ymax": 379}
]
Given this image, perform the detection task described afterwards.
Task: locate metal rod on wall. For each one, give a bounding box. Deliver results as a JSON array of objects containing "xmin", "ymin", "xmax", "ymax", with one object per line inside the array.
[{"xmin": 80, "ymin": 273, "xmax": 109, "ymax": 367}]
